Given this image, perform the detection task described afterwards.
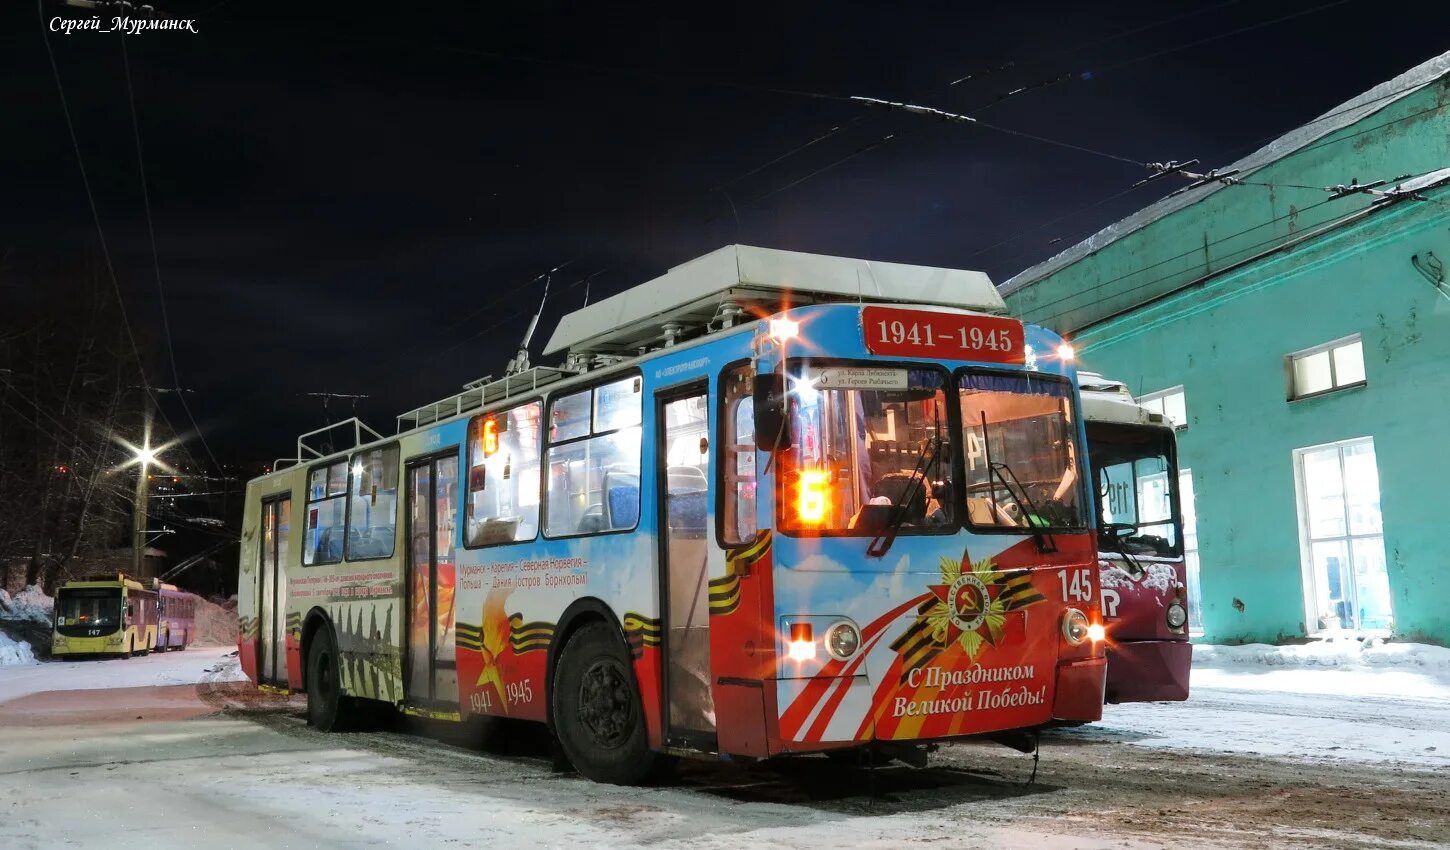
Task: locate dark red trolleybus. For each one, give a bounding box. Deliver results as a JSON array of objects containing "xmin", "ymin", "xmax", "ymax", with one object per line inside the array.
[{"xmin": 1079, "ymin": 372, "xmax": 1191, "ymax": 703}]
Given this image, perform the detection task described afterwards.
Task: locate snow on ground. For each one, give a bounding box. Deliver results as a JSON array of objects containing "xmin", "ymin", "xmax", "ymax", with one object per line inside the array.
[
  {"xmin": 0, "ymin": 646, "xmax": 245, "ymax": 702},
  {"xmin": 0, "ymin": 631, "xmax": 38, "ymax": 667},
  {"xmin": 1086, "ymin": 639, "xmax": 1450, "ymax": 769},
  {"xmin": 1191, "ymin": 638, "xmax": 1450, "ymax": 700}
]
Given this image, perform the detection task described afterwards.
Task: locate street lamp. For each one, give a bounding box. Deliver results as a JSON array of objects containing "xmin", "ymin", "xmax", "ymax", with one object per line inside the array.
[{"xmin": 131, "ymin": 439, "xmax": 158, "ymax": 577}]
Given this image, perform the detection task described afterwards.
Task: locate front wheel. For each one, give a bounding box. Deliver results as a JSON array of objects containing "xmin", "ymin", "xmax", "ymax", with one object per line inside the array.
[
  {"xmin": 306, "ymin": 627, "xmax": 350, "ymax": 731},
  {"xmin": 552, "ymin": 621, "xmax": 657, "ymax": 785}
]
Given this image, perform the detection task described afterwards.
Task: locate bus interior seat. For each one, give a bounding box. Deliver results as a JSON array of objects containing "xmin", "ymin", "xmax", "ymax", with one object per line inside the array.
[
  {"xmin": 576, "ymin": 509, "xmax": 607, "ymax": 534},
  {"xmin": 667, "ymin": 490, "xmax": 708, "ymax": 533},
  {"xmin": 605, "ymin": 473, "xmax": 640, "ymax": 529},
  {"xmin": 667, "ymin": 465, "xmax": 707, "ymax": 493},
  {"xmin": 318, "ymin": 527, "xmax": 344, "ymax": 561}
]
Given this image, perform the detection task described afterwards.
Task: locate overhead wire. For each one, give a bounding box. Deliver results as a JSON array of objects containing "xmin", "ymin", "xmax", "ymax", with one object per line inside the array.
[
  {"xmin": 39, "ymin": 0, "xmax": 209, "ymax": 485},
  {"xmin": 118, "ymin": 29, "xmax": 229, "ymax": 501}
]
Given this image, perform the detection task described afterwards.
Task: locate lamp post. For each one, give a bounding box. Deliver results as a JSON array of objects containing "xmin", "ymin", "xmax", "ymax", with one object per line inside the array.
[{"xmin": 131, "ymin": 428, "xmax": 157, "ymax": 578}]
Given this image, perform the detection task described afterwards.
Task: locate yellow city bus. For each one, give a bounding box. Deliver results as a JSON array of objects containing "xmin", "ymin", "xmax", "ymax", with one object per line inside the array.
[{"xmin": 51, "ymin": 574, "xmax": 158, "ymax": 658}]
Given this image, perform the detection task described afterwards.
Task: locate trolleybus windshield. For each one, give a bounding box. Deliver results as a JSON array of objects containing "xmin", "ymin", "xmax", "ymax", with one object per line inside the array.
[
  {"xmin": 958, "ymin": 371, "xmax": 1086, "ymax": 531},
  {"xmin": 55, "ymin": 588, "xmax": 122, "ymax": 632},
  {"xmin": 781, "ymin": 364, "xmax": 952, "ymax": 534},
  {"xmin": 1088, "ymin": 424, "xmax": 1180, "ymax": 557}
]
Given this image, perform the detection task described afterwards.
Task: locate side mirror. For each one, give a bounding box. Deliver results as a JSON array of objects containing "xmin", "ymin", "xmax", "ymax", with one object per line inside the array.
[{"xmin": 752, "ymin": 372, "xmax": 792, "ymax": 452}]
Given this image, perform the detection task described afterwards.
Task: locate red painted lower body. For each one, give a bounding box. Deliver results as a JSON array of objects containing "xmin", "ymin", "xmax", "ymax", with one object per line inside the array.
[
  {"xmin": 1104, "ymin": 639, "xmax": 1191, "ymax": 703},
  {"xmin": 1052, "ymin": 656, "xmax": 1108, "ymax": 722}
]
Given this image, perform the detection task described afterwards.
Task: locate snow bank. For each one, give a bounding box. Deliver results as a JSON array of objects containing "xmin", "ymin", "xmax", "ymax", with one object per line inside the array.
[
  {"xmin": 0, "ymin": 631, "xmax": 39, "ymax": 667},
  {"xmin": 1196, "ymin": 638, "xmax": 1450, "ymax": 674},
  {"xmin": 1191, "ymin": 638, "xmax": 1450, "ymax": 701},
  {"xmin": 0, "ymin": 585, "xmax": 54, "ymax": 624}
]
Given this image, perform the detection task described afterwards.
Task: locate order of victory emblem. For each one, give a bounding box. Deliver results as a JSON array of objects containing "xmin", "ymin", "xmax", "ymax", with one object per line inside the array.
[{"xmin": 890, "ymin": 548, "xmax": 1048, "ymax": 679}]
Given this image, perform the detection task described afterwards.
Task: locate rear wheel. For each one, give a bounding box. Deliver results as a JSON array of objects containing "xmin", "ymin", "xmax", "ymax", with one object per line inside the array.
[
  {"xmin": 552, "ymin": 621, "xmax": 657, "ymax": 785},
  {"xmin": 306, "ymin": 627, "xmax": 350, "ymax": 731}
]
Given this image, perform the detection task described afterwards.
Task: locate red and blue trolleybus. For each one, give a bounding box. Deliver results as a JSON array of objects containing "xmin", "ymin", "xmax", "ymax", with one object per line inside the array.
[{"xmin": 238, "ymin": 245, "xmax": 1108, "ymax": 783}]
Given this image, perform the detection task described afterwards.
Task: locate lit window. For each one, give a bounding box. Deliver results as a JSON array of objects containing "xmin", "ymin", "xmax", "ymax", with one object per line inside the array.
[
  {"xmin": 304, "ymin": 459, "xmax": 349, "ymax": 566},
  {"xmin": 1139, "ymin": 386, "xmax": 1188, "ymax": 430},
  {"xmin": 1293, "ymin": 438, "xmax": 1392, "ymax": 632},
  {"xmin": 1179, "ymin": 469, "xmax": 1202, "ymax": 634},
  {"xmin": 544, "ymin": 376, "xmax": 643, "ymax": 538},
  {"xmin": 466, "ymin": 402, "xmax": 542, "ymax": 547},
  {"xmin": 345, "ymin": 445, "xmax": 399, "ymax": 561},
  {"xmin": 1287, "ymin": 335, "xmax": 1365, "ymax": 400}
]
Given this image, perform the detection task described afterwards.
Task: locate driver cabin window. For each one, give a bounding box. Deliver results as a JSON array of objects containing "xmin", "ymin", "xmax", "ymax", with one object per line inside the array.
[
  {"xmin": 958, "ymin": 372, "xmax": 1086, "ymax": 530},
  {"xmin": 781, "ymin": 364, "xmax": 952, "ymax": 534}
]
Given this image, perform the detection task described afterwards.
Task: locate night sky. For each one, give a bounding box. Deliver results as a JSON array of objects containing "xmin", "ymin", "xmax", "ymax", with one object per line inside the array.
[{"xmin": 5, "ymin": 0, "xmax": 1446, "ymax": 469}]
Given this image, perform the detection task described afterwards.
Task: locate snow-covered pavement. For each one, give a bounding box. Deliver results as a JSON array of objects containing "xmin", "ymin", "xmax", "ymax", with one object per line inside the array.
[
  {"xmin": 1080, "ymin": 641, "xmax": 1450, "ymax": 769},
  {"xmin": 0, "ymin": 646, "xmax": 1446, "ymax": 849},
  {"xmin": 0, "ymin": 646, "xmax": 246, "ymax": 702}
]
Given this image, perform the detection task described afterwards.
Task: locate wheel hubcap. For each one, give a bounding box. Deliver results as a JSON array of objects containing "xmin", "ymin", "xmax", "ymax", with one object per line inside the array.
[{"xmin": 577, "ymin": 658, "xmax": 633, "ymax": 748}]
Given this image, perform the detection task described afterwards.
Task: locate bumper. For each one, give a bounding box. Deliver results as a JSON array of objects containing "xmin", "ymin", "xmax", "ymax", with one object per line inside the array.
[
  {"xmin": 53, "ymin": 636, "xmax": 126, "ymax": 655},
  {"xmin": 1105, "ymin": 640, "xmax": 1191, "ymax": 703},
  {"xmin": 1052, "ymin": 656, "xmax": 1107, "ymax": 722}
]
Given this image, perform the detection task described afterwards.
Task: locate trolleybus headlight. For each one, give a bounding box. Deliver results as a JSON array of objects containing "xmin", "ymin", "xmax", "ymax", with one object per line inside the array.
[
  {"xmin": 1061, "ymin": 608, "xmax": 1091, "ymax": 645},
  {"xmin": 1166, "ymin": 602, "xmax": 1188, "ymax": 630},
  {"xmin": 787, "ymin": 623, "xmax": 816, "ymax": 661},
  {"xmin": 1087, "ymin": 622, "xmax": 1107, "ymax": 643},
  {"xmin": 824, "ymin": 620, "xmax": 861, "ymax": 661},
  {"xmin": 1056, "ymin": 342, "xmax": 1075, "ymax": 361}
]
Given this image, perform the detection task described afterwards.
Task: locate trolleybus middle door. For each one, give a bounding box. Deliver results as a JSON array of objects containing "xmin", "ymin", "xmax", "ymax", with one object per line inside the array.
[
  {"xmin": 258, "ymin": 496, "xmax": 291, "ymax": 687},
  {"xmin": 405, "ymin": 454, "xmax": 460, "ymax": 709},
  {"xmin": 657, "ymin": 386, "xmax": 717, "ymax": 750}
]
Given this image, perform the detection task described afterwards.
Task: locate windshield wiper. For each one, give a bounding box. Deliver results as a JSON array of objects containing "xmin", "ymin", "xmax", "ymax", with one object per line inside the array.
[
  {"xmin": 979, "ymin": 411, "xmax": 1057, "ymax": 554},
  {"xmin": 1101, "ymin": 522, "xmax": 1144, "ymax": 578},
  {"xmin": 866, "ymin": 436, "xmax": 941, "ymax": 558}
]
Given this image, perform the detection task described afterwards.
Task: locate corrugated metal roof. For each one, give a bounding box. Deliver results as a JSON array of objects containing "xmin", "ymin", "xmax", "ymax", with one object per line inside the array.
[{"xmin": 1001, "ymin": 50, "xmax": 1450, "ymax": 296}]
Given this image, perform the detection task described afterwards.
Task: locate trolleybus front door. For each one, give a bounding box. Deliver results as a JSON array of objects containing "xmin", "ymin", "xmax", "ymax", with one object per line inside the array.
[
  {"xmin": 258, "ymin": 496, "xmax": 291, "ymax": 688},
  {"xmin": 657, "ymin": 386, "xmax": 717, "ymax": 750},
  {"xmin": 405, "ymin": 454, "xmax": 460, "ymax": 709}
]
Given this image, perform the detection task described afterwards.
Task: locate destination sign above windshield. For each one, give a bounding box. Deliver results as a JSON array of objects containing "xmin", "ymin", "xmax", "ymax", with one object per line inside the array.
[{"xmin": 862, "ymin": 307, "xmax": 1025, "ymax": 364}]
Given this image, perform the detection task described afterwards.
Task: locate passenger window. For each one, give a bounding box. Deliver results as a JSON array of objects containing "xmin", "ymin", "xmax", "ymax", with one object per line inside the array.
[
  {"xmin": 550, "ymin": 389, "xmax": 592, "ymax": 443},
  {"xmin": 305, "ymin": 459, "xmax": 350, "ymax": 565},
  {"xmin": 467, "ymin": 401, "xmax": 543, "ymax": 546},
  {"xmin": 545, "ymin": 376, "xmax": 643, "ymax": 537},
  {"xmin": 346, "ymin": 445, "xmax": 399, "ymax": 560},
  {"xmin": 721, "ymin": 366, "xmax": 757, "ymax": 544}
]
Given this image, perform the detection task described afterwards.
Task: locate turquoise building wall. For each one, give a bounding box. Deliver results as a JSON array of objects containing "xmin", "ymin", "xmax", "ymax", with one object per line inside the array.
[{"xmin": 1004, "ymin": 66, "xmax": 1450, "ymax": 643}]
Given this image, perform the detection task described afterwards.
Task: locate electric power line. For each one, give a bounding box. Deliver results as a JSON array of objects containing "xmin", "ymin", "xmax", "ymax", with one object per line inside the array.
[
  {"xmin": 39, "ymin": 1, "xmax": 211, "ymax": 484},
  {"xmin": 118, "ymin": 30, "xmax": 228, "ymax": 492}
]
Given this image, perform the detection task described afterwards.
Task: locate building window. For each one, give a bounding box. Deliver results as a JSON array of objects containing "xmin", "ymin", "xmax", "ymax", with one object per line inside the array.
[
  {"xmin": 466, "ymin": 401, "xmax": 543, "ymax": 547},
  {"xmin": 1179, "ymin": 468, "xmax": 1202, "ymax": 634},
  {"xmin": 1287, "ymin": 335, "xmax": 1365, "ymax": 400},
  {"xmin": 544, "ymin": 375, "xmax": 643, "ymax": 537},
  {"xmin": 1139, "ymin": 386, "xmax": 1187, "ymax": 430},
  {"xmin": 304, "ymin": 459, "xmax": 349, "ymax": 566},
  {"xmin": 1293, "ymin": 437, "xmax": 1393, "ymax": 632},
  {"xmin": 345, "ymin": 445, "xmax": 399, "ymax": 561}
]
